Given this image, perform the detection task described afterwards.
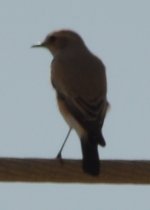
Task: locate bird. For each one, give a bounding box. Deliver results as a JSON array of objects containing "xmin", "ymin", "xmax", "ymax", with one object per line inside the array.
[{"xmin": 32, "ymin": 29, "xmax": 109, "ymax": 176}]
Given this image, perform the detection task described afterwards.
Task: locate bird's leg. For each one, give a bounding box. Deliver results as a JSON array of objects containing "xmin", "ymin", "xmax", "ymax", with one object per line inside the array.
[{"xmin": 56, "ymin": 127, "xmax": 72, "ymax": 159}]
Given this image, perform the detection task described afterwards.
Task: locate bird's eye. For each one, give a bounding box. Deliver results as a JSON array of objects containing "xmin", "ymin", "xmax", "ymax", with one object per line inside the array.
[{"xmin": 50, "ymin": 35, "xmax": 56, "ymax": 43}]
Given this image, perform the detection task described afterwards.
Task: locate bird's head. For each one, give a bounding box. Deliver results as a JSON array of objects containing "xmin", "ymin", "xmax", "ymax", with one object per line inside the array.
[{"xmin": 31, "ymin": 29, "xmax": 85, "ymax": 56}]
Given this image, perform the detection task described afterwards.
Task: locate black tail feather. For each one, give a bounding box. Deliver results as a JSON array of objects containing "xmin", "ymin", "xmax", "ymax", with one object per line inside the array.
[
  {"xmin": 98, "ymin": 131, "xmax": 106, "ymax": 147},
  {"xmin": 81, "ymin": 137, "xmax": 100, "ymax": 176}
]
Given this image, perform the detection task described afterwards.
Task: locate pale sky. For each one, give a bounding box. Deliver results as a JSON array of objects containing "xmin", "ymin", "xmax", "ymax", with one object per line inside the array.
[{"xmin": 0, "ymin": 0, "xmax": 150, "ymax": 209}]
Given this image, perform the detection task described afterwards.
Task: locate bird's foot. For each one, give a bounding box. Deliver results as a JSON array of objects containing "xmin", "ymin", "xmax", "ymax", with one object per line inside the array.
[{"xmin": 56, "ymin": 152, "xmax": 62, "ymax": 160}]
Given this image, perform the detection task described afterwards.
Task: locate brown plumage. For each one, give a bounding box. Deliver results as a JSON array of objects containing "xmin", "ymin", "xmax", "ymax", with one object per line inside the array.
[{"xmin": 32, "ymin": 29, "xmax": 109, "ymax": 176}]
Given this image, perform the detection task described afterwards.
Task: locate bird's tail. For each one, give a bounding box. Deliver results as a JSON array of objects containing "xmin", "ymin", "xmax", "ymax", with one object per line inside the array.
[
  {"xmin": 81, "ymin": 135, "xmax": 100, "ymax": 176},
  {"xmin": 98, "ymin": 131, "xmax": 106, "ymax": 147}
]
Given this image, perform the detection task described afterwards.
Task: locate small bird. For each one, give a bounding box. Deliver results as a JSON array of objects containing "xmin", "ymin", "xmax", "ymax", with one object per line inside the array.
[{"xmin": 32, "ymin": 29, "xmax": 109, "ymax": 176}]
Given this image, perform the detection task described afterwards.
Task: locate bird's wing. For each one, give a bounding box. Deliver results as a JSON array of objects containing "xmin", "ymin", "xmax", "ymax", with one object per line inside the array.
[
  {"xmin": 57, "ymin": 90, "xmax": 108, "ymax": 131},
  {"xmin": 74, "ymin": 96, "xmax": 108, "ymax": 121},
  {"xmin": 51, "ymin": 57, "xmax": 108, "ymax": 134},
  {"xmin": 57, "ymin": 90, "xmax": 108, "ymax": 146}
]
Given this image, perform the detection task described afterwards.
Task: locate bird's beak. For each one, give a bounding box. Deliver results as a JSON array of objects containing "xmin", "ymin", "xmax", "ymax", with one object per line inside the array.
[{"xmin": 31, "ymin": 41, "xmax": 45, "ymax": 48}]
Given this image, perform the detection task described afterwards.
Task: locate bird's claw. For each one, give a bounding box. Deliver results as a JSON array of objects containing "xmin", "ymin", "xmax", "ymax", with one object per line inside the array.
[{"xmin": 56, "ymin": 153, "xmax": 62, "ymax": 159}]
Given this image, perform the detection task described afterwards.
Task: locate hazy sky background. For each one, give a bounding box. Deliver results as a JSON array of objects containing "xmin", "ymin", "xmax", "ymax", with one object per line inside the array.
[{"xmin": 0, "ymin": 0, "xmax": 150, "ymax": 209}]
